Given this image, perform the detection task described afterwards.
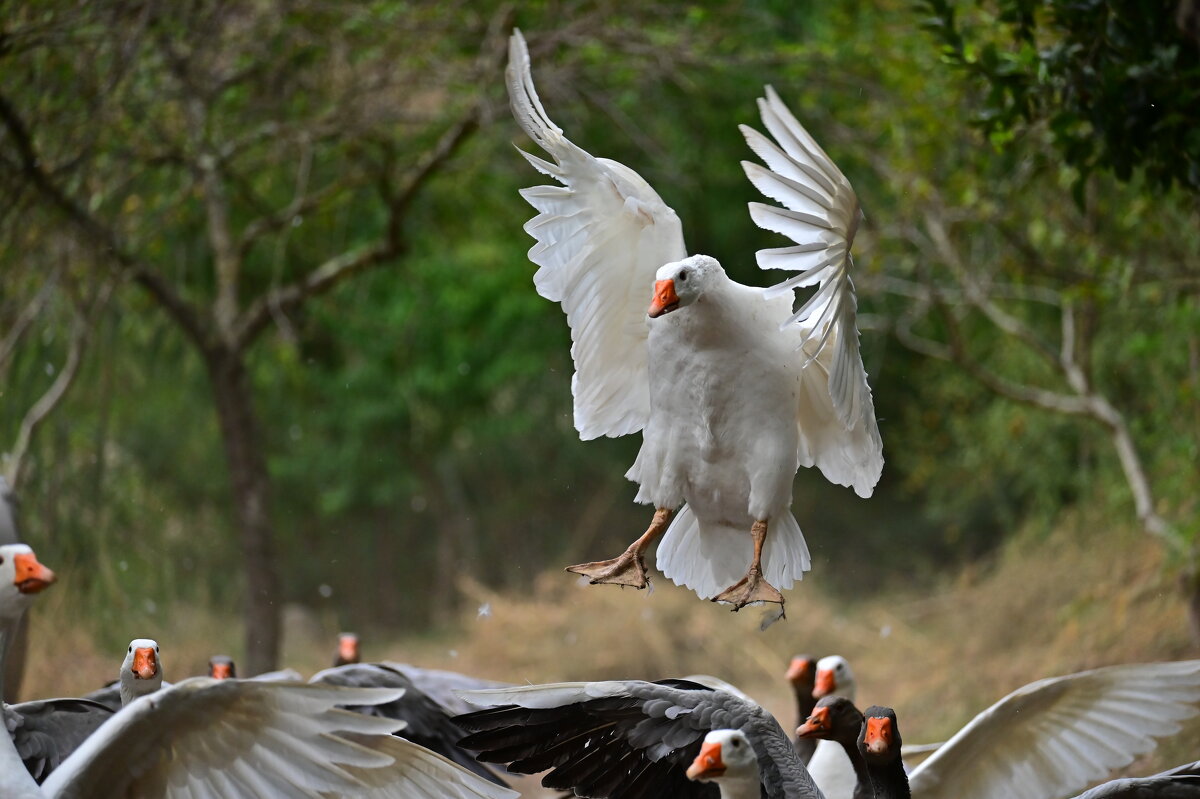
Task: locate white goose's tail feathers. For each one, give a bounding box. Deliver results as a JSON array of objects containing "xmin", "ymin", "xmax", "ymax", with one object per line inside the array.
[{"xmin": 655, "ymin": 505, "xmax": 810, "ymax": 601}]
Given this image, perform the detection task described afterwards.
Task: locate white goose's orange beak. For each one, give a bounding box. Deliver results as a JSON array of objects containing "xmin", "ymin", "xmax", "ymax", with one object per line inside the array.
[
  {"xmin": 863, "ymin": 715, "xmax": 893, "ymax": 755},
  {"xmin": 813, "ymin": 668, "xmax": 837, "ymax": 698},
  {"xmin": 648, "ymin": 279, "xmax": 680, "ymax": 318},
  {"xmin": 13, "ymin": 551, "xmax": 55, "ymax": 594},
  {"xmin": 132, "ymin": 647, "xmax": 158, "ymax": 680},
  {"xmin": 686, "ymin": 740, "xmax": 726, "ymax": 780},
  {"xmin": 210, "ymin": 661, "xmax": 234, "ymax": 679}
]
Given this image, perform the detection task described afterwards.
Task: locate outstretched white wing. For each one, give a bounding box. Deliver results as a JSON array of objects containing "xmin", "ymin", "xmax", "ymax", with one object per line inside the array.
[
  {"xmin": 39, "ymin": 678, "xmax": 453, "ymax": 798},
  {"xmin": 507, "ymin": 29, "xmax": 687, "ymax": 440},
  {"xmin": 337, "ymin": 734, "xmax": 519, "ymax": 799},
  {"xmin": 909, "ymin": 659, "xmax": 1200, "ymax": 799},
  {"xmin": 741, "ymin": 87, "xmax": 882, "ymax": 497}
]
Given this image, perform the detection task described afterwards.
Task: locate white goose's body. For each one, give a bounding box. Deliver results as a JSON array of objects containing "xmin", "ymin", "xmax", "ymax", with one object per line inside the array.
[
  {"xmin": 506, "ymin": 30, "xmax": 883, "ymax": 608},
  {"xmin": 635, "ymin": 276, "xmax": 815, "ymax": 594}
]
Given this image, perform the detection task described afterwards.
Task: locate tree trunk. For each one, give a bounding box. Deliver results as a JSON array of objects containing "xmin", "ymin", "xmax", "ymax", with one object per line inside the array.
[{"xmin": 205, "ymin": 347, "xmax": 281, "ymax": 674}]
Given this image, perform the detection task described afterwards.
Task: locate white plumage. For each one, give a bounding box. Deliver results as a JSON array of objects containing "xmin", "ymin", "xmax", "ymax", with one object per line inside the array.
[
  {"xmin": 507, "ymin": 30, "xmax": 882, "ymax": 610},
  {"xmin": 907, "ymin": 659, "xmax": 1200, "ymax": 799}
]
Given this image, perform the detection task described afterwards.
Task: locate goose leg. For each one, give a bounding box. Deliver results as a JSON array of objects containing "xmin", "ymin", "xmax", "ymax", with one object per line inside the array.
[
  {"xmin": 565, "ymin": 507, "xmax": 673, "ymax": 589},
  {"xmin": 712, "ymin": 519, "xmax": 784, "ymax": 611}
]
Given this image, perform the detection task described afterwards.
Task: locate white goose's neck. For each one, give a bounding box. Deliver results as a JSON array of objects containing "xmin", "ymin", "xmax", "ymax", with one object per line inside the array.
[
  {"xmin": 120, "ymin": 669, "xmax": 161, "ymax": 707},
  {"xmin": 0, "ymin": 616, "xmax": 41, "ymax": 797},
  {"xmin": 713, "ymin": 772, "xmax": 763, "ymax": 799}
]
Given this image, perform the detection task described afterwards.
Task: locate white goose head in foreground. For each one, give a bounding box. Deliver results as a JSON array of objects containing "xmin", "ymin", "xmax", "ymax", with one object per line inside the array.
[
  {"xmin": 0, "ymin": 545, "xmax": 54, "ymax": 674},
  {"xmin": 687, "ymin": 729, "xmax": 766, "ymax": 799},
  {"xmin": 506, "ymin": 28, "xmax": 883, "ymax": 614},
  {"xmin": 118, "ymin": 638, "xmax": 162, "ymax": 706}
]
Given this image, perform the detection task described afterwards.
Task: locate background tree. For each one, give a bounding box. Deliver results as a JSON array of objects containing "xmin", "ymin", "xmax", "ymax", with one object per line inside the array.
[
  {"xmin": 919, "ymin": 0, "xmax": 1200, "ymax": 196},
  {"xmin": 1, "ymin": 0, "xmax": 1197, "ymax": 670}
]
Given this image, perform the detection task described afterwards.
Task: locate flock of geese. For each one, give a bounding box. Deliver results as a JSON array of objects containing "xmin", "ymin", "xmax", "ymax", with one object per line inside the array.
[
  {"xmin": 3, "ymin": 26, "xmax": 1199, "ymax": 799},
  {"xmin": 2, "ymin": 542, "xmax": 1198, "ymax": 798}
]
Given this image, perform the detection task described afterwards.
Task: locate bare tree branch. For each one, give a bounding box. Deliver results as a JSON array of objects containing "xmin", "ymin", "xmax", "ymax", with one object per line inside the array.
[
  {"xmin": 0, "ymin": 92, "xmax": 211, "ymax": 350},
  {"xmin": 4, "ymin": 279, "xmax": 114, "ymax": 492},
  {"xmin": 883, "ymin": 199, "xmax": 1181, "ymax": 553},
  {"xmin": 232, "ymin": 4, "xmax": 514, "ymax": 350},
  {"xmin": 0, "ymin": 267, "xmax": 62, "ymax": 373}
]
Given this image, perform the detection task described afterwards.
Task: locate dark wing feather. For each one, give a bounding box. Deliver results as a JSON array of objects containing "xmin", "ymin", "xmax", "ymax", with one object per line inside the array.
[
  {"xmin": 383, "ymin": 662, "xmax": 511, "ymax": 716},
  {"xmin": 1070, "ymin": 760, "xmax": 1200, "ymax": 799},
  {"xmin": 6, "ymin": 698, "xmax": 114, "ymax": 781},
  {"xmin": 456, "ymin": 679, "xmax": 817, "ymax": 798},
  {"xmin": 79, "ymin": 681, "xmax": 122, "ymax": 712},
  {"xmin": 310, "ymin": 662, "xmax": 507, "ymax": 786}
]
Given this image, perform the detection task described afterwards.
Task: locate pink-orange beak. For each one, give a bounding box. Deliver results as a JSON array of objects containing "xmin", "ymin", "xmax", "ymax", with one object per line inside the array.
[
  {"xmin": 132, "ymin": 647, "xmax": 158, "ymax": 680},
  {"xmin": 796, "ymin": 706, "xmax": 831, "ymax": 739},
  {"xmin": 210, "ymin": 661, "xmax": 234, "ymax": 679},
  {"xmin": 337, "ymin": 635, "xmax": 359, "ymax": 664},
  {"xmin": 648, "ymin": 279, "xmax": 680, "ymax": 318},
  {"xmin": 13, "ymin": 551, "xmax": 55, "ymax": 594},
  {"xmin": 813, "ymin": 668, "xmax": 837, "ymax": 698},
  {"xmin": 686, "ymin": 739, "xmax": 726, "ymax": 780},
  {"xmin": 786, "ymin": 656, "xmax": 814, "ymax": 687},
  {"xmin": 863, "ymin": 716, "xmax": 893, "ymax": 755}
]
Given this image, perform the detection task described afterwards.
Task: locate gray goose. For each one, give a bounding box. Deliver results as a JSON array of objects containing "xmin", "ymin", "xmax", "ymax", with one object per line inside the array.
[{"xmin": 456, "ymin": 677, "xmax": 824, "ymax": 798}]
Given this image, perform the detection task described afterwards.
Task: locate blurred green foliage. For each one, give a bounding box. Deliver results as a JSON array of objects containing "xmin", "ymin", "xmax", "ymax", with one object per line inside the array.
[
  {"xmin": 919, "ymin": 0, "xmax": 1200, "ymax": 195},
  {"xmin": 1, "ymin": 0, "xmax": 1197, "ymax": 649}
]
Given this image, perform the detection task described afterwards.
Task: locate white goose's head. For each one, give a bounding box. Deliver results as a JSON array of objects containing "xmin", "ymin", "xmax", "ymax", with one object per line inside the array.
[
  {"xmin": 648, "ymin": 255, "xmax": 724, "ymax": 318},
  {"xmin": 120, "ymin": 637, "xmax": 163, "ymax": 706},
  {"xmin": 0, "ymin": 543, "xmax": 56, "ymax": 625},
  {"xmin": 813, "ymin": 654, "xmax": 857, "ymax": 702},
  {"xmin": 686, "ymin": 729, "xmax": 759, "ymax": 792}
]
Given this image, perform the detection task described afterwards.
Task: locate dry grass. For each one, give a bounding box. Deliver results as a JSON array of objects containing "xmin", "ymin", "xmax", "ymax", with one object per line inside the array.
[{"xmin": 19, "ymin": 511, "xmax": 1200, "ymax": 796}]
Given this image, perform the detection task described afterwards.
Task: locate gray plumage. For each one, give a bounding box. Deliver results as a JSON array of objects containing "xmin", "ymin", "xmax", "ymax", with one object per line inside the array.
[
  {"xmin": 78, "ymin": 683, "xmax": 121, "ymax": 713},
  {"xmin": 4, "ymin": 698, "xmax": 114, "ymax": 782},
  {"xmin": 456, "ymin": 678, "xmax": 825, "ymax": 799},
  {"xmin": 310, "ymin": 662, "xmax": 508, "ymax": 787},
  {"xmin": 1069, "ymin": 761, "xmax": 1200, "ymax": 798},
  {"xmin": 380, "ymin": 662, "xmax": 510, "ymax": 717}
]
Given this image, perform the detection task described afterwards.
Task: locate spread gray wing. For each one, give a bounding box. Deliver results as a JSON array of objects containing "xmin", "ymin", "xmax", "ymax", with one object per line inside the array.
[
  {"xmin": 310, "ymin": 662, "xmax": 508, "ymax": 786},
  {"xmin": 5, "ymin": 697, "xmax": 114, "ymax": 782},
  {"xmin": 457, "ymin": 679, "xmax": 823, "ymax": 799},
  {"xmin": 382, "ymin": 661, "xmax": 511, "ymax": 716},
  {"xmin": 1068, "ymin": 760, "xmax": 1200, "ymax": 798}
]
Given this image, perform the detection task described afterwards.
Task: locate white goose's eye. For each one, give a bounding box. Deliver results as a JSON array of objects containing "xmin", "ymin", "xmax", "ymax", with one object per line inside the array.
[
  {"xmin": 128, "ymin": 646, "xmax": 132, "ymax": 653},
  {"xmin": 678, "ymin": 269, "xmax": 689, "ymax": 282}
]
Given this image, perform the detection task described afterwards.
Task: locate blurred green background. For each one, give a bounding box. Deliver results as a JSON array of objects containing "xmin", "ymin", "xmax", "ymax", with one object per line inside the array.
[{"xmin": 2, "ymin": 0, "xmax": 1198, "ymax": 676}]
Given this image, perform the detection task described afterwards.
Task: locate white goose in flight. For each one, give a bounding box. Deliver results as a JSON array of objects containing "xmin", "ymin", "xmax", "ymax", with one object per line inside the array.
[{"xmin": 506, "ymin": 30, "xmax": 882, "ymax": 612}]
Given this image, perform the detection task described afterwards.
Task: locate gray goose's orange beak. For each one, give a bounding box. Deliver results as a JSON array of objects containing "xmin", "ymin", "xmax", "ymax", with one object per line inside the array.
[
  {"xmin": 796, "ymin": 706, "xmax": 832, "ymax": 739},
  {"xmin": 863, "ymin": 715, "xmax": 893, "ymax": 755}
]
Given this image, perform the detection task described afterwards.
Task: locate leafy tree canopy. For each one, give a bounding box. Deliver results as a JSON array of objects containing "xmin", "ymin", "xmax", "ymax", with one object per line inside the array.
[{"xmin": 920, "ymin": 0, "xmax": 1200, "ymax": 196}]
